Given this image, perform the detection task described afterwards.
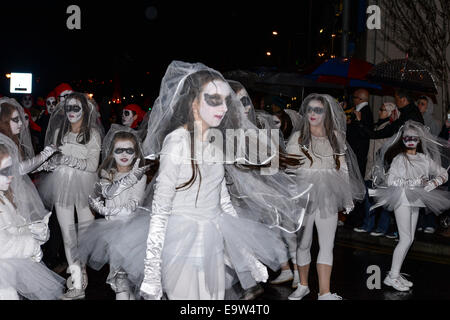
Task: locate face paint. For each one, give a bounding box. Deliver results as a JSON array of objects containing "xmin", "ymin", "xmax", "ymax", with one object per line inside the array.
[
  {"xmin": 59, "ymin": 90, "xmax": 73, "ymax": 103},
  {"xmin": 236, "ymin": 88, "xmax": 252, "ymax": 118},
  {"xmin": 0, "ymin": 155, "xmax": 13, "ymax": 192},
  {"xmin": 113, "ymin": 140, "xmax": 136, "ymax": 167},
  {"xmin": 402, "ymin": 129, "xmax": 420, "ymax": 149},
  {"xmin": 272, "ymin": 115, "xmax": 281, "ymax": 129},
  {"xmin": 22, "ymin": 95, "xmax": 32, "ymax": 109},
  {"xmin": 198, "ymin": 80, "xmax": 230, "ymax": 128},
  {"xmin": 9, "ymin": 110, "xmax": 22, "ymax": 135},
  {"xmin": 46, "ymin": 97, "xmax": 57, "ymax": 114},
  {"xmin": 24, "ymin": 114, "xmax": 29, "ymax": 128},
  {"xmin": 307, "ymin": 100, "xmax": 325, "ymax": 127},
  {"xmin": 65, "ymin": 98, "xmax": 83, "ymax": 123},
  {"xmin": 122, "ymin": 110, "xmax": 135, "ymax": 127}
]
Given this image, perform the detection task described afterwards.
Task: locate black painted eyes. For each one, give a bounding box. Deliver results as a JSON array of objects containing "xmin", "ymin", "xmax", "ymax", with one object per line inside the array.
[
  {"xmin": 240, "ymin": 96, "xmax": 252, "ymax": 107},
  {"xmin": 306, "ymin": 105, "xmax": 325, "ymax": 115},
  {"xmin": 10, "ymin": 116, "xmax": 20, "ymax": 123},
  {"xmin": 114, "ymin": 148, "xmax": 135, "ymax": 155},
  {"xmin": 65, "ymin": 104, "xmax": 82, "ymax": 113}
]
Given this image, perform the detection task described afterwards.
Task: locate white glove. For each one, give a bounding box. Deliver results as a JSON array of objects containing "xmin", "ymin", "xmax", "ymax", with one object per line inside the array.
[
  {"xmin": 424, "ymin": 180, "xmax": 438, "ymax": 192},
  {"xmin": 88, "ymin": 196, "xmax": 121, "ymax": 217},
  {"xmin": 31, "ymin": 244, "xmax": 43, "ymax": 263},
  {"xmin": 29, "ymin": 222, "xmax": 50, "ymax": 244},
  {"xmin": 41, "ymin": 145, "xmax": 59, "ymax": 160}
]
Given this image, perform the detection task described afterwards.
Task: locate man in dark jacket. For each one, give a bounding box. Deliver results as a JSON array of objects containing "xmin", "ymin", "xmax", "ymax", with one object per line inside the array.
[{"xmin": 354, "ymin": 89, "xmax": 424, "ymax": 139}]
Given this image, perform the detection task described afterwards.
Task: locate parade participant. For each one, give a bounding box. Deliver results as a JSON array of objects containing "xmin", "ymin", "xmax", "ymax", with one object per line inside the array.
[
  {"xmin": 76, "ymin": 124, "xmax": 149, "ymax": 300},
  {"xmin": 122, "ymin": 104, "xmax": 146, "ymax": 129},
  {"xmin": 103, "ymin": 61, "xmax": 308, "ymax": 300},
  {"xmin": 54, "ymin": 83, "xmax": 73, "ymax": 104},
  {"xmin": 370, "ymin": 120, "xmax": 450, "ymax": 291},
  {"xmin": 0, "ymin": 135, "xmax": 65, "ymax": 300},
  {"xmin": 286, "ymin": 93, "xmax": 365, "ymax": 300},
  {"xmin": 0, "ymin": 97, "xmax": 57, "ymax": 172},
  {"xmin": 37, "ymin": 92, "xmax": 103, "ymax": 300}
]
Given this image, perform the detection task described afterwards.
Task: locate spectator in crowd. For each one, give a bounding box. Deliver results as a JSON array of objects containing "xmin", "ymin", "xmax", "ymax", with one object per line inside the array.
[
  {"xmin": 417, "ymin": 96, "xmax": 440, "ymax": 136},
  {"xmin": 353, "ymin": 102, "xmax": 399, "ymax": 237}
]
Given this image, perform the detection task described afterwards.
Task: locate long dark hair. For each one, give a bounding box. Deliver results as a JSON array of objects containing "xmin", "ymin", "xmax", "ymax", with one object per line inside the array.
[
  {"xmin": 98, "ymin": 131, "xmax": 145, "ymax": 180},
  {"xmin": 0, "ymin": 102, "xmax": 23, "ymax": 159},
  {"xmin": 0, "ymin": 144, "xmax": 15, "ymax": 207},
  {"xmin": 297, "ymin": 95, "xmax": 342, "ymax": 170},
  {"xmin": 56, "ymin": 92, "xmax": 92, "ymax": 147},
  {"xmin": 384, "ymin": 136, "xmax": 424, "ymax": 169}
]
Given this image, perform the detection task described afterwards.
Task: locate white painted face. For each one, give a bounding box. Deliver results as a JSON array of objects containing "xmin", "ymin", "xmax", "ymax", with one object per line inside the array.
[
  {"xmin": 306, "ymin": 99, "xmax": 325, "ymax": 127},
  {"xmin": 65, "ymin": 98, "xmax": 83, "ymax": 123},
  {"xmin": 0, "ymin": 155, "xmax": 13, "ymax": 192},
  {"xmin": 59, "ymin": 90, "xmax": 73, "ymax": 103},
  {"xmin": 122, "ymin": 109, "xmax": 135, "ymax": 127},
  {"xmin": 46, "ymin": 97, "xmax": 57, "ymax": 114},
  {"xmin": 24, "ymin": 113, "xmax": 29, "ymax": 129},
  {"xmin": 197, "ymin": 80, "xmax": 230, "ymax": 128},
  {"xmin": 402, "ymin": 128, "xmax": 420, "ymax": 149},
  {"xmin": 236, "ymin": 88, "xmax": 252, "ymax": 118},
  {"xmin": 272, "ymin": 115, "xmax": 281, "ymax": 129},
  {"xmin": 10, "ymin": 110, "xmax": 23, "ymax": 135},
  {"xmin": 22, "ymin": 95, "xmax": 32, "ymax": 109},
  {"xmin": 113, "ymin": 140, "xmax": 136, "ymax": 168}
]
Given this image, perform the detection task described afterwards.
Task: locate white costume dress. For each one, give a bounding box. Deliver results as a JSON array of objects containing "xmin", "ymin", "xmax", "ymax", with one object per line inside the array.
[
  {"xmin": 122, "ymin": 128, "xmax": 288, "ymax": 300},
  {"xmin": 370, "ymin": 153, "xmax": 450, "ymax": 213},
  {"xmin": 77, "ymin": 169, "xmax": 147, "ymax": 294},
  {"xmin": 0, "ymin": 193, "xmax": 64, "ymax": 300}
]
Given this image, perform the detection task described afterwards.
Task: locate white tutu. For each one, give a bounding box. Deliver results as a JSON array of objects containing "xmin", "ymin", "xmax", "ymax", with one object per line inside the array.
[
  {"xmin": 0, "ymin": 259, "xmax": 65, "ymax": 300},
  {"xmin": 77, "ymin": 209, "xmax": 287, "ymax": 298},
  {"xmin": 37, "ymin": 166, "xmax": 97, "ymax": 208},
  {"xmin": 370, "ymin": 186, "xmax": 450, "ymax": 215},
  {"xmin": 292, "ymin": 168, "xmax": 355, "ymax": 218}
]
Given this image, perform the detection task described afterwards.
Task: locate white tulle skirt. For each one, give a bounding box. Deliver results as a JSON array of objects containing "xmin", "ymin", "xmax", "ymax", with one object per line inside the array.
[
  {"xmin": 370, "ymin": 186, "xmax": 450, "ymax": 215},
  {"xmin": 0, "ymin": 259, "xmax": 65, "ymax": 300},
  {"xmin": 77, "ymin": 209, "xmax": 288, "ymax": 299},
  {"xmin": 293, "ymin": 168, "xmax": 356, "ymax": 218},
  {"xmin": 37, "ymin": 166, "xmax": 97, "ymax": 208}
]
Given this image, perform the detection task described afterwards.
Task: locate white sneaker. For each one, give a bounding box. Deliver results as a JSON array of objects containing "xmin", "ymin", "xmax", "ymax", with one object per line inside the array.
[
  {"xmin": 353, "ymin": 227, "xmax": 368, "ymax": 233},
  {"xmin": 398, "ymin": 273, "xmax": 413, "ymax": 287},
  {"xmin": 318, "ymin": 292, "xmax": 343, "ymax": 300},
  {"xmin": 270, "ymin": 269, "xmax": 293, "ymax": 285},
  {"xmin": 66, "ymin": 274, "xmax": 88, "ymax": 290},
  {"xmin": 424, "ymin": 227, "xmax": 435, "ymax": 234},
  {"xmin": 383, "ymin": 274, "xmax": 410, "ymax": 292},
  {"xmin": 61, "ymin": 288, "xmax": 85, "ymax": 300},
  {"xmin": 288, "ymin": 285, "xmax": 310, "ymax": 300},
  {"xmin": 292, "ymin": 270, "xmax": 300, "ymax": 288}
]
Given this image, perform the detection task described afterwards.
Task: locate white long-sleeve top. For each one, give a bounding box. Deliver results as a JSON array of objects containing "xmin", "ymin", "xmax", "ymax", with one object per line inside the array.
[
  {"xmin": 100, "ymin": 169, "xmax": 147, "ymax": 220},
  {"xmin": 0, "ymin": 193, "xmax": 40, "ymax": 259},
  {"xmin": 387, "ymin": 153, "xmax": 448, "ymax": 206},
  {"xmin": 54, "ymin": 129, "xmax": 102, "ymax": 173}
]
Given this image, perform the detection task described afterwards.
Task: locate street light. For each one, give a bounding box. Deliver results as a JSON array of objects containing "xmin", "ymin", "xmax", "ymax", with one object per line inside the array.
[
  {"xmin": 266, "ymin": 51, "xmax": 272, "ymax": 56},
  {"xmin": 272, "ymin": 31, "xmax": 278, "ymax": 36}
]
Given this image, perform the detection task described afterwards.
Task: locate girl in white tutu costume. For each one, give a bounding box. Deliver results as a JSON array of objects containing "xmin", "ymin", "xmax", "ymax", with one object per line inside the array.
[
  {"xmin": 106, "ymin": 61, "xmax": 308, "ymax": 300},
  {"xmin": 36, "ymin": 92, "xmax": 103, "ymax": 300},
  {"xmin": 285, "ymin": 93, "xmax": 365, "ymax": 300},
  {"xmin": 370, "ymin": 120, "xmax": 450, "ymax": 291},
  {"xmin": 0, "ymin": 135, "xmax": 65, "ymax": 300},
  {"xmin": 75, "ymin": 124, "xmax": 150, "ymax": 300}
]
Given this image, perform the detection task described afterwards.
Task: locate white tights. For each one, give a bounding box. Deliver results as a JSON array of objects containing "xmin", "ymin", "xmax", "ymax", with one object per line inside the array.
[
  {"xmin": 297, "ymin": 209, "xmax": 338, "ymax": 267},
  {"xmin": 55, "ymin": 203, "xmax": 94, "ymax": 288},
  {"xmin": 390, "ymin": 206, "xmax": 420, "ymax": 277}
]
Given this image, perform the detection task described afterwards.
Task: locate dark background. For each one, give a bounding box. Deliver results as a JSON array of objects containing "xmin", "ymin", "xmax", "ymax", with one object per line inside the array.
[{"xmin": 0, "ymin": 0, "xmax": 365, "ymax": 105}]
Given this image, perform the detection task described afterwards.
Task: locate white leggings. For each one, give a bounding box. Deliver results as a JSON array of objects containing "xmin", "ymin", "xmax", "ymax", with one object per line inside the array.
[
  {"xmin": 55, "ymin": 203, "xmax": 94, "ymax": 286},
  {"xmin": 297, "ymin": 210, "xmax": 338, "ymax": 266},
  {"xmin": 390, "ymin": 206, "xmax": 420, "ymax": 276}
]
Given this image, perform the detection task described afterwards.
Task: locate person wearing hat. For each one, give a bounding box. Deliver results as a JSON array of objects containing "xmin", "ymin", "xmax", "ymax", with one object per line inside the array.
[
  {"xmin": 121, "ymin": 104, "xmax": 146, "ymax": 129},
  {"xmin": 54, "ymin": 83, "xmax": 74, "ymax": 104}
]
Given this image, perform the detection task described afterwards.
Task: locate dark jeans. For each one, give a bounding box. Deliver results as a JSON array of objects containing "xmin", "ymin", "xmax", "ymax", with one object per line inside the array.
[{"xmin": 360, "ymin": 180, "xmax": 391, "ymax": 233}]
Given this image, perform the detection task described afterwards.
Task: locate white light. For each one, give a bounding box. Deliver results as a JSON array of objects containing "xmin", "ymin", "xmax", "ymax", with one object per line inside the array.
[
  {"xmin": 266, "ymin": 51, "xmax": 272, "ymax": 56},
  {"xmin": 272, "ymin": 31, "xmax": 278, "ymax": 36},
  {"xmin": 9, "ymin": 73, "xmax": 33, "ymax": 94}
]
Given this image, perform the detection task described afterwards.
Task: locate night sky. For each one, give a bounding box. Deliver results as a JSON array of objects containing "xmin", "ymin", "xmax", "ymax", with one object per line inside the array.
[{"xmin": 0, "ymin": 0, "xmax": 343, "ymax": 100}]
